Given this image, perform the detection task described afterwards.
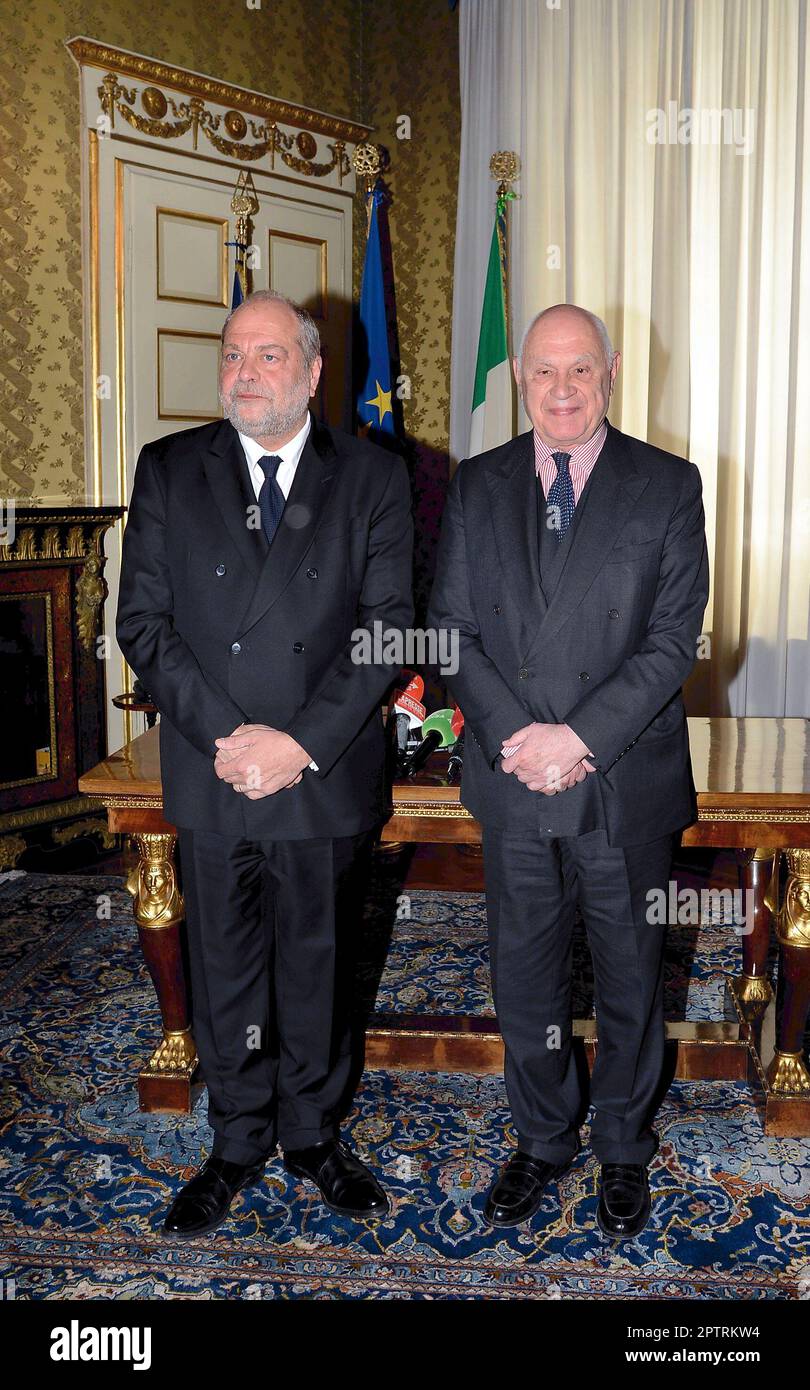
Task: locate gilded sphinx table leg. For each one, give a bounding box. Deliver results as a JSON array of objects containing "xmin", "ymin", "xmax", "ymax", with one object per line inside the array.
[
  {"xmin": 125, "ymin": 831, "xmax": 199, "ymax": 1112},
  {"xmin": 731, "ymin": 848, "xmax": 777, "ymax": 1017},
  {"xmin": 767, "ymin": 848, "xmax": 810, "ymax": 1101}
]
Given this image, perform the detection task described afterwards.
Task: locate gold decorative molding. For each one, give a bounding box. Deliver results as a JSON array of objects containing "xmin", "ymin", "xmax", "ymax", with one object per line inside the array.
[
  {"xmin": 767, "ymin": 1050, "xmax": 810, "ymax": 1095},
  {"xmin": 90, "ymin": 792, "xmax": 810, "ymax": 829},
  {"xmin": 0, "ymin": 795, "xmax": 98, "ymax": 832},
  {"xmin": 387, "ymin": 802, "xmax": 475, "ymax": 821},
  {"xmin": 97, "ymin": 73, "xmax": 352, "ymax": 183},
  {"xmin": 141, "ymin": 1026, "xmax": 196, "ymax": 1077},
  {"xmin": 66, "ymin": 36, "xmax": 370, "ymax": 145},
  {"xmin": 90, "ymin": 795, "xmax": 165, "ymax": 810},
  {"xmin": 0, "ymin": 834, "xmax": 27, "ymax": 871},
  {"xmin": 88, "ymin": 129, "xmax": 102, "ymax": 504},
  {"xmin": 779, "ymin": 849, "xmax": 810, "ymax": 949},
  {"xmin": 74, "ymin": 551, "xmax": 106, "ymax": 651},
  {"xmin": 0, "ymin": 513, "xmax": 119, "ymax": 566},
  {"xmin": 697, "ymin": 806, "xmax": 810, "ymax": 824},
  {"xmin": 126, "ymin": 832, "xmax": 184, "ymax": 930},
  {"xmin": 52, "ymin": 816, "xmax": 116, "ymax": 851},
  {"xmin": 730, "ymin": 972, "xmax": 772, "ymax": 1007}
]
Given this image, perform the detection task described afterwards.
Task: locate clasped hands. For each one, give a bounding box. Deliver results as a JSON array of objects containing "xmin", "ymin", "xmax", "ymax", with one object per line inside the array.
[
  {"xmin": 213, "ymin": 723, "xmax": 311, "ymax": 799},
  {"xmin": 499, "ymin": 722, "xmax": 596, "ymax": 795}
]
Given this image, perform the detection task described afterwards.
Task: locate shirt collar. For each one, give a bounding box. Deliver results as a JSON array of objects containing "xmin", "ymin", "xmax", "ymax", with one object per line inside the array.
[
  {"xmin": 533, "ymin": 417, "xmax": 608, "ymax": 466},
  {"xmin": 237, "ymin": 411, "xmax": 312, "ymax": 471}
]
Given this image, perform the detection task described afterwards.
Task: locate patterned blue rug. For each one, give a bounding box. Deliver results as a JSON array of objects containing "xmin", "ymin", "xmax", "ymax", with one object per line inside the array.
[
  {"xmin": 1, "ymin": 869, "xmax": 808, "ymax": 1299},
  {"xmin": 357, "ymin": 876, "xmax": 783, "ymax": 1024}
]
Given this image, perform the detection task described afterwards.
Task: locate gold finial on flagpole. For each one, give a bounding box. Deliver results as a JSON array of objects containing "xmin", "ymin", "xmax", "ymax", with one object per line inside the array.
[
  {"xmin": 230, "ymin": 169, "xmax": 259, "ymax": 249},
  {"xmin": 489, "ymin": 150, "xmax": 520, "ymax": 197},
  {"xmin": 353, "ymin": 142, "xmax": 384, "ymax": 234},
  {"xmin": 352, "ymin": 141, "xmax": 383, "ymax": 195}
]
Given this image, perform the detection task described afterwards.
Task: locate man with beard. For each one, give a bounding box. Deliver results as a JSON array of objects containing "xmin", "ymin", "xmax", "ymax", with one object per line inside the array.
[{"xmin": 117, "ymin": 290, "xmax": 413, "ymax": 1236}]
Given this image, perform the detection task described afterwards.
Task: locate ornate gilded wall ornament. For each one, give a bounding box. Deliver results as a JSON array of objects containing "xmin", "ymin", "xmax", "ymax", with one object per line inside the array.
[
  {"xmin": 67, "ymin": 38, "xmax": 370, "ymax": 144},
  {"xmin": 97, "ymin": 69, "xmax": 352, "ymax": 181},
  {"xmin": 224, "ymin": 110, "xmax": 247, "ymax": 140},
  {"xmin": 296, "ymin": 131, "xmax": 317, "ymax": 160},
  {"xmin": 141, "ymin": 86, "xmax": 168, "ymax": 119}
]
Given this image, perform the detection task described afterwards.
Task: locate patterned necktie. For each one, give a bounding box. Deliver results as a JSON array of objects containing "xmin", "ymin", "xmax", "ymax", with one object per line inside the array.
[
  {"xmin": 257, "ymin": 454, "xmax": 285, "ymax": 544},
  {"xmin": 547, "ymin": 451, "xmax": 575, "ymax": 542}
]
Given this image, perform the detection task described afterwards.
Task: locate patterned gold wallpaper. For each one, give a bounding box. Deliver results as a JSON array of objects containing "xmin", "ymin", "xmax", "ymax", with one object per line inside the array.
[
  {"xmin": 361, "ymin": 0, "xmax": 460, "ymax": 617},
  {"xmin": 0, "ymin": 0, "xmax": 371, "ymax": 499},
  {"xmin": 0, "ymin": 0, "xmax": 458, "ymax": 506}
]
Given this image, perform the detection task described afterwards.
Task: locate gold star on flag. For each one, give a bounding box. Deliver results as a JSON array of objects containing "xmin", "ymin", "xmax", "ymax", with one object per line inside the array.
[{"xmin": 365, "ymin": 380, "xmax": 392, "ymax": 426}]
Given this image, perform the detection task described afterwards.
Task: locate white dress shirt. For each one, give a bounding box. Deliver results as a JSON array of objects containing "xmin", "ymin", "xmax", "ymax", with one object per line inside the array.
[
  {"xmin": 237, "ymin": 411, "xmax": 312, "ymax": 503},
  {"xmin": 236, "ymin": 413, "xmax": 318, "ymax": 772}
]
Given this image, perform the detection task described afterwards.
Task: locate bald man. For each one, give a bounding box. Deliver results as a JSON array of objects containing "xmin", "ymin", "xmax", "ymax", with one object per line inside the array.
[{"xmin": 428, "ymin": 304, "xmax": 709, "ymax": 1237}]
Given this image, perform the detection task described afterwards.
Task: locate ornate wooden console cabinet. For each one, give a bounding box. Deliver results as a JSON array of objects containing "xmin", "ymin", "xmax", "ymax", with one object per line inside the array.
[{"xmin": 0, "ymin": 505, "xmax": 123, "ymax": 870}]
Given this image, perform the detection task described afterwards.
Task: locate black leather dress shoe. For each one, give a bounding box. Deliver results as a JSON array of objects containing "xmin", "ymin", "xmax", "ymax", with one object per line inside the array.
[
  {"xmin": 161, "ymin": 1155, "xmax": 266, "ymax": 1239},
  {"xmin": 284, "ymin": 1139, "xmax": 390, "ymax": 1219},
  {"xmin": 596, "ymin": 1163, "xmax": 651, "ymax": 1238},
  {"xmin": 484, "ymin": 1151, "xmax": 571, "ymax": 1228}
]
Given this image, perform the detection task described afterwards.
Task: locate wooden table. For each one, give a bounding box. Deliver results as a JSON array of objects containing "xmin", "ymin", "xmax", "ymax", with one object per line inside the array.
[{"xmin": 79, "ymin": 718, "xmax": 810, "ymax": 1135}]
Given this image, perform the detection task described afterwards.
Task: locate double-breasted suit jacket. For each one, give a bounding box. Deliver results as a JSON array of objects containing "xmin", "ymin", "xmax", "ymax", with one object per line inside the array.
[
  {"xmin": 427, "ymin": 419, "xmax": 710, "ymax": 846},
  {"xmin": 116, "ymin": 413, "xmax": 414, "ymax": 837}
]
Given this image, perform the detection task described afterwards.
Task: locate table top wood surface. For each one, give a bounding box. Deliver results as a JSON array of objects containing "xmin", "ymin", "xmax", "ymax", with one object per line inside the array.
[{"xmin": 79, "ymin": 717, "xmax": 810, "ymax": 811}]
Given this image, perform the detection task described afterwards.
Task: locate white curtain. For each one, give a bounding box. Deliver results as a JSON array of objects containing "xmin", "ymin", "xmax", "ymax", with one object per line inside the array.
[{"xmin": 450, "ymin": 0, "xmax": 810, "ymax": 718}]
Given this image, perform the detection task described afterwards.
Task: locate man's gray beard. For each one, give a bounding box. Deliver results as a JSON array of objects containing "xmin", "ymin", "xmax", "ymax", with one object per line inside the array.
[{"xmin": 219, "ymin": 377, "xmax": 311, "ymax": 440}]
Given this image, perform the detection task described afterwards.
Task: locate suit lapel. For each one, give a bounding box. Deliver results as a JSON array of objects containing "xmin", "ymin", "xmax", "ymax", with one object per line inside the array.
[
  {"xmin": 521, "ymin": 420, "xmax": 651, "ymax": 662},
  {"xmin": 201, "ymin": 419, "xmax": 266, "ymax": 580},
  {"xmin": 485, "ymin": 432, "xmax": 548, "ymax": 647},
  {"xmin": 234, "ymin": 415, "xmax": 340, "ymax": 636}
]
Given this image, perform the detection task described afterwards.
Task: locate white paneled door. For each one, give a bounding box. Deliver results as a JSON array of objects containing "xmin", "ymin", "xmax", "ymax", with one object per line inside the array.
[
  {"xmin": 123, "ymin": 159, "xmax": 352, "ymax": 502},
  {"xmin": 71, "ymin": 39, "xmax": 367, "ymax": 750}
]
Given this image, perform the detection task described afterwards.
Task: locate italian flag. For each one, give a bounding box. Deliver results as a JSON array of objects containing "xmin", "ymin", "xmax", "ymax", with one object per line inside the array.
[{"xmin": 469, "ymin": 197, "xmax": 514, "ymax": 456}]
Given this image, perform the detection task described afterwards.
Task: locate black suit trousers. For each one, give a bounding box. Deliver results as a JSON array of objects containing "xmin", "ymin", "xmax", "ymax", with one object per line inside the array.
[
  {"xmin": 482, "ymin": 826, "xmax": 678, "ymax": 1165},
  {"xmin": 177, "ymin": 826, "xmax": 370, "ymax": 1162}
]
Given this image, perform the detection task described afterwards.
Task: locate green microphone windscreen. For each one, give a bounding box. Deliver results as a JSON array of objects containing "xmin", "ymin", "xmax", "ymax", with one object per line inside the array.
[{"xmin": 421, "ymin": 708, "xmax": 457, "ymax": 747}]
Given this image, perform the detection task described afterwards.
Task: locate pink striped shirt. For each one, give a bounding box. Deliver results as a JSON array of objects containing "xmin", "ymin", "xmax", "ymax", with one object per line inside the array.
[{"xmin": 534, "ymin": 418, "xmax": 608, "ymax": 504}]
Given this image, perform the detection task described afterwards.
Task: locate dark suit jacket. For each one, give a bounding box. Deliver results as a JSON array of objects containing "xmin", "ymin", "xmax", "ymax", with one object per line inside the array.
[
  {"xmin": 426, "ymin": 419, "xmax": 710, "ymax": 846},
  {"xmin": 116, "ymin": 414, "xmax": 414, "ymax": 838}
]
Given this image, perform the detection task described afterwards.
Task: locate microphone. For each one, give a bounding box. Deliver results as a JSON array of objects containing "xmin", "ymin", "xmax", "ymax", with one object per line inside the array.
[
  {"xmin": 401, "ymin": 707, "xmax": 457, "ymax": 778},
  {"xmin": 447, "ymin": 707, "xmax": 465, "ymax": 782},
  {"xmin": 388, "ymin": 672, "xmax": 426, "ymax": 773}
]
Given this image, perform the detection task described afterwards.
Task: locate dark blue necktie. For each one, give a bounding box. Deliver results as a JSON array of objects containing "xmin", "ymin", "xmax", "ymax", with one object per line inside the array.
[
  {"xmin": 257, "ymin": 454, "xmax": 285, "ymax": 544},
  {"xmin": 547, "ymin": 451, "xmax": 575, "ymax": 541}
]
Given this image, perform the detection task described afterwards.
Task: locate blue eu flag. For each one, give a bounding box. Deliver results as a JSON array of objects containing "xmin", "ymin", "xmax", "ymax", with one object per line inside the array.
[
  {"xmin": 356, "ymin": 187, "xmax": 395, "ymax": 437},
  {"xmin": 227, "ymin": 239, "xmax": 245, "ymax": 310},
  {"xmin": 231, "ymin": 266, "xmax": 244, "ymax": 310}
]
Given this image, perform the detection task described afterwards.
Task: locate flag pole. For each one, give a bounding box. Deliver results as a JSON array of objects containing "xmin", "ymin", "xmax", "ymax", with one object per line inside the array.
[
  {"xmin": 488, "ymin": 150, "xmax": 520, "ymax": 360},
  {"xmin": 228, "ymin": 169, "xmax": 259, "ymax": 306}
]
